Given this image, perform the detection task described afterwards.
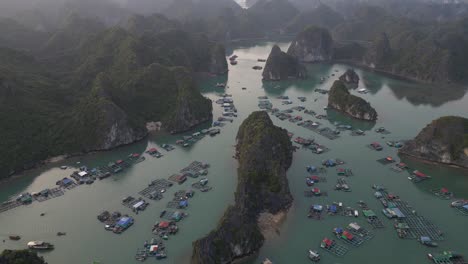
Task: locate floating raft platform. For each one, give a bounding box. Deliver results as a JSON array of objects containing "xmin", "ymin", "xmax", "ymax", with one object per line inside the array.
[
  {"xmin": 334, "ymin": 230, "xmax": 365, "ymax": 247},
  {"xmin": 346, "ymin": 223, "xmax": 374, "ymax": 241},
  {"xmin": 320, "ymin": 239, "xmax": 348, "ymax": 257},
  {"xmin": 337, "ymin": 168, "xmax": 353, "ymax": 177},
  {"xmin": 139, "ymin": 179, "xmax": 173, "ymax": 200},
  {"xmin": 0, "ymin": 200, "xmax": 22, "ymax": 213},
  {"xmin": 428, "ymin": 251, "xmax": 467, "ymax": 264},
  {"xmin": 299, "ymin": 121, "xmax": 340, "ymax": 140},
  {"xmin": 180, "ymin": 161, "xmax": 209, "ymax": 174},
  {"xmin": 33, "ymin": 187, "xmax": 65, "ymax": 202},
  {"xmin": 367, "ymin": 216, "xmax": 385, "ymax": 229},
  {"xmin": 377, "ymin": 157, "xmax": 396, "ymax": 165},
  {"xmin": 122, "ymin": 196, "xmax": 149, "ymax": 212},
  {"xmin": 455, "ymin": 206, "xmax": 468, "ymax": 216},
  {"xmin": 166, "ymin": 201, "xmax": 187, "ymax": 209},
  {"xmin": 191, "ymin": 182, "xmax": 212, "ymax": 192},
  {"xmin": 430, "ymin": 188, "xmax": 454, "ymax": 200},
  {"xmin": 380, "ymin": 190, "xmax": 444, "ymax": 241}
]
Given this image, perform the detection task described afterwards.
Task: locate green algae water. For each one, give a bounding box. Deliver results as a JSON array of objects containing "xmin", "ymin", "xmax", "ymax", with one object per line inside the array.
[{"xmin": 1, "ymin": 40, "xmax": 468, "ymax": 264}]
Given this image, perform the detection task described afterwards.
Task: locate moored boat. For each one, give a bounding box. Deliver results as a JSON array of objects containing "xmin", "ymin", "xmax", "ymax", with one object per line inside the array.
[
  {"xmin": 27, "ymin": 241, "xmax": 54, "ymax": 250},
  {"xmin": 308, "ymin": 250, "xmax": 320, "ymax": 262},
  {"xmin": 420, "ymin": 236, "xmax": 438, "ymax": 247},
  {"xmin": 9, "ymin": 235, "xmax": 21, "ymax": 240}
]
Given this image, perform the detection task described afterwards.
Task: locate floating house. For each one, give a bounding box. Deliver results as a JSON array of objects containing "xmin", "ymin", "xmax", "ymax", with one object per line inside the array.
[
  {"xmin": 382, "ymin": 208, "xmax": 406, "ymax": 219},
  {"xmin": 116, "ymin": 217, "xmax": 134, "ymax": 230}
]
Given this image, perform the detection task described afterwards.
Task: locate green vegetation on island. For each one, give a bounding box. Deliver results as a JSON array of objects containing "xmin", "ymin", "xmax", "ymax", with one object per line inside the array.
[
  {"xmin": 191, "ymin": 111, "xmax": 293, "ymax": 263},
  {"xmin": 328, "ymin": 80, "xmax": 377, "ymax": 121},
  {"xmin": 0, "ymin": 250, "xmax": 46, "ymax": 264},
  {"xmin": 0, "ymin": 13, "xmax": 226, "ymax": 179},
  {"xmin": 399, "ymin": 116, "xmax": 468, "ymax": 168}
]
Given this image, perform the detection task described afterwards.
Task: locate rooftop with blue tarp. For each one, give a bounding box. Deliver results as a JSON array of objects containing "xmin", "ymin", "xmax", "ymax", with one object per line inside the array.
[{"xmin": 117, "ymin": 217, "xmax": 133, "ymax": 228}]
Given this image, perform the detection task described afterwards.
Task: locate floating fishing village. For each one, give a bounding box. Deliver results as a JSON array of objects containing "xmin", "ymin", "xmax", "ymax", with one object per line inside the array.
[{"xmin": 2, "ymin": 43, "xmax": 468, "ymax": 264}]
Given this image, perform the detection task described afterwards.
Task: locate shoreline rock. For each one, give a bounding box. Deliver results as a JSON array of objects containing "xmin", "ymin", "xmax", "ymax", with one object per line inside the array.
[
  {"xmin": 191, "ymin": 111, "xmax": 293, "ymax": 264},
  {"xmin": 328, "ymin": 80, "xmax": 377, "ymax": 121},
  {"xmin": 399, "ymin": 116, "xmax": 468, "ymax": 169}
]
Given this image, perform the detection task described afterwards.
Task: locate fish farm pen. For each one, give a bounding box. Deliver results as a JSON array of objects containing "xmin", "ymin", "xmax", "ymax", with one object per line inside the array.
[
  {"xmin": 139, "ymin": 179, "xmax": 174, "ymax": 200},
  {"xmin": 377, "ymin": 157, "xmax": 396, "ymax": 165},
  {"xmin": 320, "ymin": 238, "xmax": 349, "ymax": 257},
  {"xmin": 377, "ymin": 189, "xmax": 444, "ymax": 241},
  {"xmin": 0, "ymin": 200, "xmax": 22, "ymax": 213},
  {"xmin": 362, "ymin": 210, "xmax": 385, "ymax": 229},
  {"xmin": 428, "ymin": 251, "xmax": 467, "ymax": 264},
  {"xmin": 122, "ymin": 196, "xmax": 149, "ymax": 213},
  {"xmin": 297, "ymin": 120, "xmax": 340, "ymax": 140},
  {"xmin": 180, "ymin": 161, "xmax": 209, "ymax": 175},
  {"xmin": 337, "ymin": 168, "xmax": 353, "ymax": 177},
  {"xmin": 160, "ymin": 210, "xmax": 188, "ymax": 222},
  {"xmin": 333, "ymin": 227, "xmax": 365, "ymax": 247},
  {"xmin": 430, "ymin": 188, "xmax": 454, "ymax": 200},
  {"xmin": 33, "ymin": 187, "xmax": 65, "ymax": 202},
  {"xmin": 346, "ymin": 222, "xmax": 375, "ymax": 241},
  {"xmin": 191, "ymin": 182, "xmax": 213, "ymax": 192}
]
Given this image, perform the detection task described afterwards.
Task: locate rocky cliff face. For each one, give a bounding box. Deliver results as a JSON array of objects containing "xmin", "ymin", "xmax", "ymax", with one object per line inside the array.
[
  {"xmin": 363, "ymin": 32, "xmax": 392, "ymax": 69},
  {"xmin": 339, "ymin": 69, "xmax": 360, "ymax": 88},
  {"xmin": 165, "ymin": 68, "xmax": 213, "ymax": 133},
  {"xmin": 68, "ymin": 74, "xmax": 147, "ymax": 152},
  {"xmin": 209, "ymin": 44, "xmax": 228, "ymax": 75},
  {"xmin": 328, "ymin": 80, "xmax": 377, "ymax": 121},
  {"xmin": 191, "ymin": 111, "xmax": 293, "ymax": 264},
  {"xmin": 262, "ymin": 45, "xmax": 307, "ymax": 81},
  {"xmin": 287, "ymin": 26, "xmax": 333, "ymax": 63},
  {"xmin": 399, "ymin": 116, "xmax": 468, "ymax": 168}
]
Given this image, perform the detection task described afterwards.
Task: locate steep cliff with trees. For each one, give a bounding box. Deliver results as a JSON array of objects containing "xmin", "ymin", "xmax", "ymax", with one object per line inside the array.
[
  {"xmin": 399, "ymin": 116, "xmax": 468, "ymax": 169},
  {"xmin": 191, "ymin": 111, "xmax": 293, "ymax": 263}
]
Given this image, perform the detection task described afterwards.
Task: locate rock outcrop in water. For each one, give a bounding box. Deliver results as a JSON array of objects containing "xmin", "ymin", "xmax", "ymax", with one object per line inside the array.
[
  {"xmin": 287, "ymin": 26, "xmax": 333, "ymax": 62},
  {"xmin": 191, "ymin": 111, "xmax": 293, "ymax": 264},
  {"xmin": 328, "ymin": 80, "xmax": 377, "ymax": 121},
  {"xmin": 262, "ymin": 45, "xmax": 307, "ymax": 81},
  {"xmin": 399, "ymin": 116, "xmax": 468, "ymax": 169},
  {"xmin": 339, "ymin": 69, "xmax": 360, "ymax": 88}
]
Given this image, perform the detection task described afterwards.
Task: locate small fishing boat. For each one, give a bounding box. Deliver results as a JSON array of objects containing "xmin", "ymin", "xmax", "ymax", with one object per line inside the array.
[
  {"xmin": 160, "ymin": 210, "xmax": 167, "ymax": 218},
  {"xmin": 308, "ymin": 250, "xmax": 320, "ymax": 262},
  {"xmin": 57, "ymin": 232, "xmax": 66, "ymax": 236},
  {"xmin": 451, "ymin": 200, "xmax": 467, "ymax": 207},
  {"xmin": 27, "ymin": 241, "xmax": 54, "ymax": 250},
  {"xmin": 9, "ymin": 235, "xmax": 21, "ymax": 241},
  {"xmin": 354, "ymin": 210, "xmax": 359, "ymax": 217},
  {"xmin": 60, "ymin": 166, "xmax": 68, "ymax": 170}
]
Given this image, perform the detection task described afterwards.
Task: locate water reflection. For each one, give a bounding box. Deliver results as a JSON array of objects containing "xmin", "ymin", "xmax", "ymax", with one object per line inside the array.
[
  {"xmin": 386, "ymin": 82, "xmax": 468, "ymax": 107},
  {"xmin": 197, "ymin": 74, "xmax": 228, "ymax": 94}
]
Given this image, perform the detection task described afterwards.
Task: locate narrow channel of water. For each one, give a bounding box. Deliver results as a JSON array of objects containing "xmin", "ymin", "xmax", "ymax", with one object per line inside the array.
[{"xmin": 1, "ymin": 40, "xmax": 468, "ymax": 264}]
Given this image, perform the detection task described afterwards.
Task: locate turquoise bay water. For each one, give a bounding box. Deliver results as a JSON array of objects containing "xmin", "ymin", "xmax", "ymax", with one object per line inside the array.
[{"xmin": 1, "ymin": 40, "xmax": 468, "ymax": 264}]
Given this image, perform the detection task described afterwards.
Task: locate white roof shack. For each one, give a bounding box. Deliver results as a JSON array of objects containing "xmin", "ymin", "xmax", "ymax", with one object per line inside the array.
[
  {"xmin": 133, "ymin": 201, "xmax": 145, "ymax": 209},
  {"xmin": 78, "ymin": 171, "xmax": 88, "ymax": 177}
]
